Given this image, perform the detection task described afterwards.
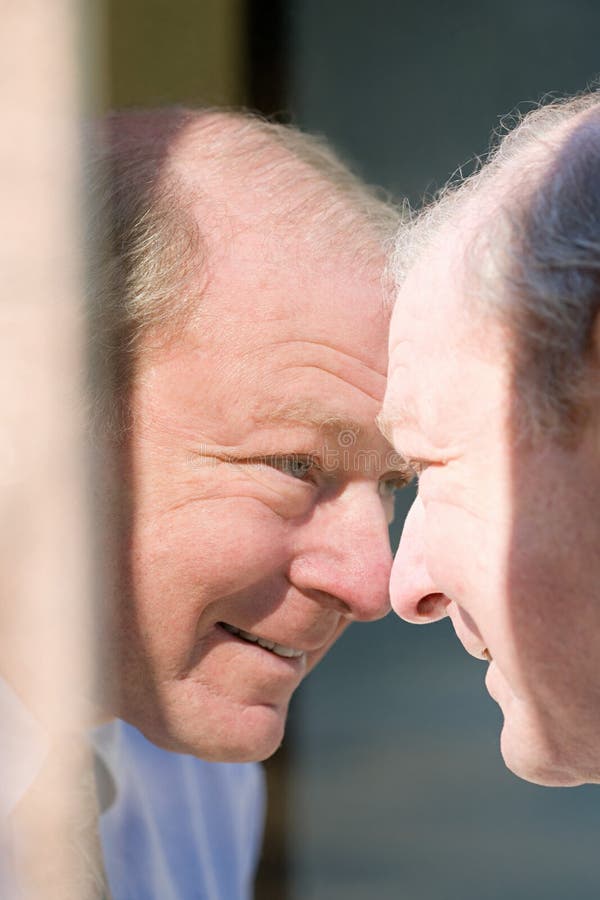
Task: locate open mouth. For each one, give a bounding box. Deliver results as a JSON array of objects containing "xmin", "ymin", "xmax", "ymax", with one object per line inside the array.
[{"xmin": 219, "ymin": 622, "xmax": 305, "ymax": 660}]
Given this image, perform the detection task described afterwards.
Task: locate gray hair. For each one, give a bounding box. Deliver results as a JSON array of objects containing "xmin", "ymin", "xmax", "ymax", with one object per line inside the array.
[
  {"xmin": 393, "ymin": 90, "xmax": 600, "ymax": 440},
  {"xmin": 86, "ymin": 107, "xmax": 400, "ymax": 435}
]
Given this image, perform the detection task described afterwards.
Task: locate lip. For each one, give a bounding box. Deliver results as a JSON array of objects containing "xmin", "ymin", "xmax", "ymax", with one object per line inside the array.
[
  {"xmin": 484, "ymin": 660, "xmax": 501, "ymax": 702},
  {"xmin": 456, "ymin": 638, "xmax": 493, "ymax": 662},
  {"xmin": 217, "ymin": 622, "xmax": 309, "ymax": 666},
  {"xmin": 216, "ymin": 613, "xmax": 339, "ymax": 654},
  {"xmin": 459, "ymin": 641, "xmax": 490, "ymax": 661}
]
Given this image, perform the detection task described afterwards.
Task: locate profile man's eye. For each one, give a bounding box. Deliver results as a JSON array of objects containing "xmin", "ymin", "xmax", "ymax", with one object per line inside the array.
[
  {"xmin": 409, "ymin": 460, "xmax": 430, "ymax": 480},
  {"xmin": 389, "ymin": 459, "xmax": 429, "ymax": 488},
  {"xmin": 378, "ymin": 477, "xmax": 409, "ymax": 499}
]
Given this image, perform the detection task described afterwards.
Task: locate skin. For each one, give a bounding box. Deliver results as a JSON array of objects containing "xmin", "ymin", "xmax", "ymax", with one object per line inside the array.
[
  {"xmin": 380, "ymin": 226, "xmax": 600, "ymax": 787},
  {"xmin": 112, "ymin": 190, "xmax": 400, "ymax": 763}
]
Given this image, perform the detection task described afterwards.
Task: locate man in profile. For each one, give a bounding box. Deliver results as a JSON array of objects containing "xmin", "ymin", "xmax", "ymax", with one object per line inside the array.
[
  {"xmin": 380, "ymin": 91, "xmax": 600, "ymax": 787},
  {"xmin": 88, "ymin": 108, "xmax": 401, "ymax": 896}
]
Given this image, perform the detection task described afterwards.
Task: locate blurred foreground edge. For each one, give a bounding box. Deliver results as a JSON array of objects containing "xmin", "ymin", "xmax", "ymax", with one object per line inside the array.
[{"xmin": 0, "ymin": 2, "xmax": 108, "ymax": 897}]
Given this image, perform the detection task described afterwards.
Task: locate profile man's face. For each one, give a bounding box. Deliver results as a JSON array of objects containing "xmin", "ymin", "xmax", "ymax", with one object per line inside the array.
[
  {"xmin": 381, "ymin": 232, "xmax": 600, "ymax": 786},
  {"xmin": 115, "ymin": 219, "xmax": 399, "ymax": 762}
]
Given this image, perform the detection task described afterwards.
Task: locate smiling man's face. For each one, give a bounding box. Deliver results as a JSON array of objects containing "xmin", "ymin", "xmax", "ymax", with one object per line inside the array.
[
  {"xmin": 381, "ymin": 230, "xmax": 600, "ymax": 786},
  {"xmin": 113, "ymin": 212, "xmax": 399, "ymax": 762}
]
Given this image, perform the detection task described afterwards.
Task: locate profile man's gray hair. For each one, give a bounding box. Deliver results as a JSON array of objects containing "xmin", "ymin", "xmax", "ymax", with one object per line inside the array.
[
  {"xmin": 393, "ymin": 90, "xmax": 600, "ymax": 440},
  {"xmin": 86, "ymin": 108, "xmax": 400, "ymax": 435}
]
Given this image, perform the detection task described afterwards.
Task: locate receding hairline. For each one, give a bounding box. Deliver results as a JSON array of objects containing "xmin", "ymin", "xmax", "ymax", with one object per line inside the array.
[
  {"xmin": 115, "ymin": 107, "xmax": 399, "ymax": 327},
  {"xmin": 140, "ymin": 107, "xmax": 399, "ymax": 339},
  {"xmin": 393, "ymin": 92, "xmax": 600, "ymax": 281},
  {"xmin": 112, "ymin": 105, "xmax": 399, "ymax": 240},
  {"xmin": 88, "ymin": 106, "xmax": 401, "ymax": 438},
  {"xmin": 391, "ymin": 90, "xmax": 600, "ymax": 440}
]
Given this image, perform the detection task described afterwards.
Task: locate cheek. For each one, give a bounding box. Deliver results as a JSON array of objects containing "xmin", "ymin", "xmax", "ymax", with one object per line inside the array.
[
  {"xmin": 423, "ymin": 501, "xmax": 509, "ymax": 615},
  {"xmin": 135, "ymin": 494, "xmax": 289, "ymax": 577},
  {"xmin": 423, "ymin": 500, "xmax": 535, "ymax": 692},
  {"xmin": 125, "ymin": 498, "xmax": 291, "ymax": 662}
]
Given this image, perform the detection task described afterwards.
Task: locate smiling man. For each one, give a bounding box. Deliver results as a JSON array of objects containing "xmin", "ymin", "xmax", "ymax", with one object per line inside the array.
[
  {"xmin": 88, "ymin": 108, "xmax": 401, "ymax": 896},
  {"xmin": 380, "ymin": 92, "xmax": 600, "ymax": 788}
]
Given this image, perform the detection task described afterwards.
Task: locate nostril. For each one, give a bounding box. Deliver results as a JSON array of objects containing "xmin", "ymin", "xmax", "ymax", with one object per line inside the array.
[{"xmin": 416, "ymin": 592, "xmax": 448, "ymax": 619}]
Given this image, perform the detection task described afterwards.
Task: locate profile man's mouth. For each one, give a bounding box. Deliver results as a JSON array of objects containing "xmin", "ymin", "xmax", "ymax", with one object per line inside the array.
[{"xmin": 219, "ymin": 622, "xmax": 305, "ymax": 659}]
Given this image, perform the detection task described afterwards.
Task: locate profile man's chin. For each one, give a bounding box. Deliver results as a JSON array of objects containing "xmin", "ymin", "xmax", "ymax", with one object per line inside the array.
[{"xmin": 499, "ymin": 723, "xmax": 584, "ymax": 788}]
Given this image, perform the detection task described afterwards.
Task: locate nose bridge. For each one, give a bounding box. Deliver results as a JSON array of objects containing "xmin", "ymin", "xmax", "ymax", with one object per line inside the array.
[
  {"xmin": 390, "ymin": 495, "xmax": 446, "ymax": 623},
  {"xmin": 293, "ymin": 483, "xmax": 392, "ymax": 622}
]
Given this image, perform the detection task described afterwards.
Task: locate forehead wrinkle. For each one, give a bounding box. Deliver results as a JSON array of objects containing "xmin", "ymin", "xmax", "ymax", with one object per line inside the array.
[
  {"xmin": 267, "ymin": 339, "xmax": 388, "ymax": 392},
  {"xmin": 283, "ymin": 364, "xmax": 383, "ymax": 405},
  {"xmin": 271, "ymin": 337, "xmax": 387, "ymax": 363}
]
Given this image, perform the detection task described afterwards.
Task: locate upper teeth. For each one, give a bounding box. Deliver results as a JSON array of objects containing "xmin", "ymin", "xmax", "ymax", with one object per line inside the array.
[{"xmin": 221, "ymin": 623, "xmax": 304, "ymax": 659}]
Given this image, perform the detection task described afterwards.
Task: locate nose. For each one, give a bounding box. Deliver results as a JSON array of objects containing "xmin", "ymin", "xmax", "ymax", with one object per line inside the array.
[
  {"xmin": 390, "ymin": 495, "xmax": 450, "ymax": 624},
  {"xmin": 289, "ymin": 484, "xmax": 392, "ymax": 622}
]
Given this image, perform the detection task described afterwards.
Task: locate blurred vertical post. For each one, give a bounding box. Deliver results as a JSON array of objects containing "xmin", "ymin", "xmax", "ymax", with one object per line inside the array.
[
  {"xmin": 0, "ymin": 1, "xmax": 104, "ymax": 897},
  {"xmin": 107, "ymin": 0, "xmax": 246, "ymax": 106}
]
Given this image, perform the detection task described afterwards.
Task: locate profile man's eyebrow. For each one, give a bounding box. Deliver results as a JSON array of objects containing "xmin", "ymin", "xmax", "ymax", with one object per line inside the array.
[
  {"xmin": 376, "ymin": 399, "xmax": 418, "ymax": 443},
  {"xmin": 375, "ymin": 411, "xmax": 395, "ymax": 443}
]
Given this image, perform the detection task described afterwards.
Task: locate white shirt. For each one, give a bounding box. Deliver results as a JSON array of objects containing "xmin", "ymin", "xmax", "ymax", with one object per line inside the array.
[{"xmin": 92, "ymin": 720, "xmax": 266, "ymax": 900}]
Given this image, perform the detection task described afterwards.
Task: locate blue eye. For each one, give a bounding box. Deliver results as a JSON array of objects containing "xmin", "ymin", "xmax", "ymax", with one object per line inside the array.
[{"xmin": 271, "ymin": 456, "xmax": 315, "ymax": 480}]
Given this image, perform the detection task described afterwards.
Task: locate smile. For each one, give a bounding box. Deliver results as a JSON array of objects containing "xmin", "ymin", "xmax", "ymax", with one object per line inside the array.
[{"xmin": 220, "ymin": 622, "xmax": 305, "ymax": 659}]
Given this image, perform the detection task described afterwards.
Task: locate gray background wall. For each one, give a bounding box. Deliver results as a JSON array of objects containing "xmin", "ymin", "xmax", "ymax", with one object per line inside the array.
[{"xmin": 285, "ymin": 3, "xmax": 600, "ymax": 898}]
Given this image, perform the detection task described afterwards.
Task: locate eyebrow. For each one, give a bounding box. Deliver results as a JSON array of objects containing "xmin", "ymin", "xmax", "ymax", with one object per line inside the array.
[
  {"xmin": 376, "ymin": 398, "xmax": 418, "ymax": 443},
  {"xmin": 256, "ymin": 400, "xmax": 364, "ymax": 436}
]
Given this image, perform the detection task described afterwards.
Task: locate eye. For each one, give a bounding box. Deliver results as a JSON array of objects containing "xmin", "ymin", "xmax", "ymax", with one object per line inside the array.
[
  {"xmin": 378, "ymin": 474, "xmax": 411, "ymax": 499},
  {"xmin": 407, "ymin": 459, "xmax": 429, "ymax": 481},
  {"xmin": 378, "ymin": 459, "xmax": 429, "ymax": 497},
  {"xmin": 266, "ymin": 455, "xmax": 317, "ymax": 481}
]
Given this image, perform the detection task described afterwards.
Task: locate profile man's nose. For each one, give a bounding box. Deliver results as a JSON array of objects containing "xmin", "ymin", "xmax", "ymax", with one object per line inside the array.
[{"xmin": 390, "ymin": 496, "xmax": 449, "ymax": 624}]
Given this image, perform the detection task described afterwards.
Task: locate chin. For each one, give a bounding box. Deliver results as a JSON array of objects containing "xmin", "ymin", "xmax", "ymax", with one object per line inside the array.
[
  {"xmin": 499, "ymin": 721, "xmax": 587, "ymax": 787},
  {"xmin": 128, "ymin": 701, "xmax": 289, "ymax": 764},
  {"xmin": 192, "ymin": 720, "xmax": 287, "ymax": 764}
]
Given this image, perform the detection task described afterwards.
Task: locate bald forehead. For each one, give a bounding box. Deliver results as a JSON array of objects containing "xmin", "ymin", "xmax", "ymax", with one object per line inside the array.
[
  {"xmin": 163, "ymin": 114, "xmax": 391, "ymax": 270},
  {"xmin": 172, "ymin": 113, "xmax": 296, "ymax": 193}
]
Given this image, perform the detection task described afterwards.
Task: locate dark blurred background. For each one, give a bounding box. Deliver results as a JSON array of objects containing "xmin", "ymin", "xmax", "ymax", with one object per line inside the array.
[{"xmin": 106, "ymin": 2, "xmax": 600, "ymax": 897}]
